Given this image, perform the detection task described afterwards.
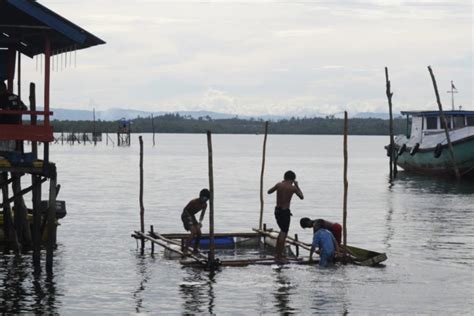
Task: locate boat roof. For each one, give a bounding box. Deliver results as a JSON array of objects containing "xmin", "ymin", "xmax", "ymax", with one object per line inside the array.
[
  {"xmin": 401, "ymin": 110, "xmax": 474, "ymax": 117},
  {"xmin": 0, "ymin": 0, "xmax": 105, "ymax": 57}
]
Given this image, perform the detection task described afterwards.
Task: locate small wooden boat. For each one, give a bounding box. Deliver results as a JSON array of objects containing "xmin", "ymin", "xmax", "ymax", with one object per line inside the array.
[
  {"xmin": 387, "ymin": 110, "xmax": 474, "ymax": 178},
  {"xmin": 344, "ymin": 245, "xmax": 387, "ymax": 266}
]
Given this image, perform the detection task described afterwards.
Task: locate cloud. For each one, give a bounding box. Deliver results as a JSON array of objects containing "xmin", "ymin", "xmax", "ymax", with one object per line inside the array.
[{"xmin": 17, "ymin": 0, "xmax": 472, "ymax": 116}]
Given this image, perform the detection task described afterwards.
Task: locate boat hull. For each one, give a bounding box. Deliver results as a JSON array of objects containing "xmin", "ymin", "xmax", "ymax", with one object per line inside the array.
[{"xmin": 395, "ymin": 136, "xmax": 474, "ymax": 178}]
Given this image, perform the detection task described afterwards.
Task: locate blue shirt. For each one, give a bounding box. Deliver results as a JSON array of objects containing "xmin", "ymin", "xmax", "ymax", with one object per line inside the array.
[{"xmin": 312, "ymin": 228, "xmax": 336, "ymax": 256}]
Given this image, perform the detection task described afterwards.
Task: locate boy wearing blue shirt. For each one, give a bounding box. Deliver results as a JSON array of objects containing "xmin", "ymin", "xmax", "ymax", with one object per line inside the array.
[{"xmin": 309, "ymin": 219, "xmax": 338, "ymax": 267}]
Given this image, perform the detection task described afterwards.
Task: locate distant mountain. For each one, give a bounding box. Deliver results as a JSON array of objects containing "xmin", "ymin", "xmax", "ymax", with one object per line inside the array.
[{"xmin": 48, "ymin": 107, "xmax": 394, "ymax": 121}]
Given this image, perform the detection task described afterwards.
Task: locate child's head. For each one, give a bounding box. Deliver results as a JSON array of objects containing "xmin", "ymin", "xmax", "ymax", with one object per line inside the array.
[
  {"xmin": 314, "ymin": 219, "xmax": 325, "ymax": 231},
  {"xmin": 300, "ymin": 217, "xmax": 313, "ymax": 229},
  {"xmin": 284, "ymin": 170, "xmax": 296, "ymax": 181},
  {"xmin": 199, "ymin": 188, "xmax": 211, "ymax": 202}
]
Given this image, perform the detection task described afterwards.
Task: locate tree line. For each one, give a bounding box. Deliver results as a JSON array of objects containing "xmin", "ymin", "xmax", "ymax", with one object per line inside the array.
[{"xmin": 50, "ymin": 113, "xmax": 407, "ymax": 135}]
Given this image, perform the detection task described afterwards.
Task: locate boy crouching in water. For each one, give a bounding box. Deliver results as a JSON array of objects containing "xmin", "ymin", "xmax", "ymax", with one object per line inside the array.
[
  {"xmin": 303, "ymin": 219, "xmax": 339, "ymax": 267},
  {"xmin": 181, "ymin": 189, "xmax": 210, "ymax": 253}
]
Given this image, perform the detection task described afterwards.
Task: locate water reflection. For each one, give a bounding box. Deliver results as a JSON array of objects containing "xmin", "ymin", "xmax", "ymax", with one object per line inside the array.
[
  {"xmin": 179, "ymin": 268, "xmax": 216, "ymax": 314},
  {"xmin": 394, "ymin": 172, "xmax": 474, "ymax": 194},
  {"xmin": 0, "ymin": 255, "xmax": 58, "ymax": 314},
  {"xmin": 272, "ymin": 267, "xmax": 296, "ymax": 314},
  {"xmin": 133, "ymin": 253, "xmax": 154, "ymax": 314}
]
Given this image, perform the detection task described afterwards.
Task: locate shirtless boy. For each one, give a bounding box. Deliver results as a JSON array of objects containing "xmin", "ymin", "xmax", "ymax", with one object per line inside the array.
[
  {"xmin": 181, "ymin": 188, "xmax": 210, "ymax": 253},
  {"xmin": 267, "ymin": 170, "xmax": 304, "ymax": 260}
]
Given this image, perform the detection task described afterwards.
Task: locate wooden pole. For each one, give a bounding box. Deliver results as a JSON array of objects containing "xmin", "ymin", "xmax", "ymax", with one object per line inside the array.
[
  {"xmin": 44, "ymin": 36, "xmax": 51, "ymax": 163},
  {"xmin": 258, "ymin": 121, "xmax": 269, "ymax": 230},
  {"xmin": 46, "ymin": 172, "xmax": 57, "ymax": 274},
  {"xmin": 427, "ymin": 66, "xmax": 461, "ymax": 180},
  {"xmin": 29, "ymin": 83, "xmax": 38, "ymax": 157},
  {"xmin": 206, "ymin": 131, "xmax": 215, "ymax": 264},
  {"xmin": 12, "ymin": 173, "xmax": 32, "ymax": 249},
  {"xmin": 343, "ymin": 111, "xmax": 349, "ymax": 261},
  {"xmin": 385, "ymin": 67, "xmax": 397, "ymax": 180},
  {"xmin": 139, "ymin": 136, "xmax": 145, "ymax": 253},
  {"xmin": 32, "ymin": 175, "xmax": 42, "ymax": 273},
  {"xmin": 1, "ymin": 172, "xmax": 19, "ymax": 253},
  {"xmin": 150, "ymin": 225, "xmax": 155, "ymax": 255},
  {"xmin": 151, "ymin": 114, "xmax": 156, "ymax": 147}
]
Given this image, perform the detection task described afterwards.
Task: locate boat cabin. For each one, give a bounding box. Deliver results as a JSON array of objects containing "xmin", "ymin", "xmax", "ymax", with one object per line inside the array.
[{"xmin": 401, "ymin": 110, "xmax": 474, "ymax": 139}]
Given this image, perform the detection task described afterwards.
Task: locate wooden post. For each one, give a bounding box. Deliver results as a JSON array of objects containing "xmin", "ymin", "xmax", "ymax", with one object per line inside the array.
[
  {"xmin": 150, "ymin": 225, "xmax": 155, "ymax": 255},
  {"xmin": 294, "ymin": 234, "xmax": 299, "ymax": 258},
  {"xmin": 427, "ymin": 66, "xmax": 461, "ymax": 180},
  {"xmin": 258, "ymin": 121, "xmax": 269, "ymax": 230},
  {"xmin": 32, "ymin": 175, "xmax": 42, "ymax": 273},
  {"xmin": 343, "ymin": 111, "xmax": 349, "ymax": 261},
  {"xmin": 2, "ymin": 173, "xmax": 18, "ymax": 253},
  {"xmin": 206, "ymin": 131, "xmax": 215, "ymax": 264},
  {"xmin": 46, "ymin": 172, "xmax": 57, "ymax": 274},
  {"xmin": 139, "ymin": 136, "xmax": 145, "ymax": 253},
  {"xmin": 12, "ymin": 173, "xmax": 32, "ymax": 249},
  {"xmin": 385, "ymin": 67, "xmax": 397, "ymax": 180},
  {"xmin": 151, "ymin": 114, "xmax": 156, "ymax": 147},
  {"xmin": 44, "ymin": 36, "xmax": 51, "ymax": 163},
  {"xmin": 29, "ymin": 83, "xmax": 38, "ymax": 156}
]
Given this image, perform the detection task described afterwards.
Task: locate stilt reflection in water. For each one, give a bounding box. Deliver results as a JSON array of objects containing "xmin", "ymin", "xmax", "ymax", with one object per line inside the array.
[{"xmin": 179, "ymin": 268, "xmax": 216, "ymax": 315}]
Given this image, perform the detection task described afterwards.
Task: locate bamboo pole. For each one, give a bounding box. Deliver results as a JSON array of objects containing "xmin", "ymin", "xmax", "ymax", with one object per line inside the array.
[
  {"xmin": 46, "ymin": 172, "xmax": 57, "ymax": 274},
  {"xmin": 206, "ymin": 131, "xmax": 215, "ymax": 264},
  {"xmin": 139, "ymin": 136, "xmax": 145, "ymax": 253},
  {"xmin": 258, "ymin": 121, "xmax": 269, "ymax": 230},
  {"xmin": 343, "ymin": 111, "xmax": 349, "ymax": 261},
  {"xmin": 385, "ymin": 67, "xmax": 397, "ymax": 180},
  {"xmin": 427, "ymin": 66, "xmax": 461, "ymax": 180}
]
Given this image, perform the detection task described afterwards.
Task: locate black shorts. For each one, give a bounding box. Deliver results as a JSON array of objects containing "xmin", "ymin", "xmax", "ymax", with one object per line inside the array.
[
  {"xmin": 181, "ymin": 212, "xmax": 197, "ymax": 231},
  {"xmin": 274, "ymin": 207, "xmax": 292, "ymax": 233}
]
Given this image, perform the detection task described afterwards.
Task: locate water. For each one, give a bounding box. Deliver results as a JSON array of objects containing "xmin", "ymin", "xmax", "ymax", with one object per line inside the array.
[{"xmin": 1, "ymin": 134, "xmax": 473, "ymax": 314}]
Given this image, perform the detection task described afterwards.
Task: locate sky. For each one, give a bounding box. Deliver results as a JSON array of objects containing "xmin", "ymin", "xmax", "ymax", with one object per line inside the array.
[{"xmin": 18, "ymin": 0, "xmax": 473, "ymax": 116}]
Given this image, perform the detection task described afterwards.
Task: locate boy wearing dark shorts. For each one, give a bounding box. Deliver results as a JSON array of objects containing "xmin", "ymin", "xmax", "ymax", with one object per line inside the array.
[
  {"xmin": 181, "ymin": 188, "xmax": 210, "ymax": 253},
  {"xmin": 268, "ymin": 170, "xmax": 304, "ymax": 260}
]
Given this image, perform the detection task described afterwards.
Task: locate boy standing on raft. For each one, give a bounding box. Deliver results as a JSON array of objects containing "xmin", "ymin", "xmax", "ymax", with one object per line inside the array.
[
  {"xmin": 181, "ymin": 189, "xmax": 210, "ymax": 253},
  {"xmin": 268, "ymin": 170, "xmax": 304, "ymax": 260}
]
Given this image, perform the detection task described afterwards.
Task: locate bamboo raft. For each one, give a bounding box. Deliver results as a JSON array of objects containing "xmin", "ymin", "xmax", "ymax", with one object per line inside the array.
[{"xmin": 132, "ymin": 225, "xmax": 387, "ymax": 268}]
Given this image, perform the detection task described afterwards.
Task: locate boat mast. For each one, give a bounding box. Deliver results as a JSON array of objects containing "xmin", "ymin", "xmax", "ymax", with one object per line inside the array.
[{"xmin": 447, "ymin": 80, "xmax": 458, "ymax": 110}]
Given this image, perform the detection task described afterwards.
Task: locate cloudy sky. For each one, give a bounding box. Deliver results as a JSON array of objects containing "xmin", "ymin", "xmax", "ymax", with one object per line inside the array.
[{"xmin": 21, "ymin": 0, "xmax": 472, "ymax": 116}]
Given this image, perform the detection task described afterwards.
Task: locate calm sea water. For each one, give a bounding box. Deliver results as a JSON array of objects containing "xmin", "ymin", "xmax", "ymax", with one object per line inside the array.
[{"xmin": 1, "ymin": 134, "xmax": 473, "ymax": 314}]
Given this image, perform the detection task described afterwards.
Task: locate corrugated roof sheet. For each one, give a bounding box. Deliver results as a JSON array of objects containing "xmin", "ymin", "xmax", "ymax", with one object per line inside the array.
[{"xmin": 0, "ymin": 0, "xmax": 105, "ymax": 57}]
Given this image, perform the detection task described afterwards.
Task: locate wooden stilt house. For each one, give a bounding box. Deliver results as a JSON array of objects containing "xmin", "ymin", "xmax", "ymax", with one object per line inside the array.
[{"xmin": 0, "ymin": 0, "xmax": 104, "ymax": 274}]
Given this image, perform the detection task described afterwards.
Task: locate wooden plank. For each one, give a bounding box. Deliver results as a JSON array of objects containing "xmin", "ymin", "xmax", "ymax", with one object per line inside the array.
[
  {"xmin": 181, "ymin": 257, "xmax": 317, "ymax": 267},
  {"xmin": 134, "ymin": 231, "xmax": 207, "ymax": 264},
  {"xmin": 253, "ymin": 228, "xmax": 312, "ymax": 251},
  {"xmin": 161, "ymin": 232, "xmax": 259, "ymax": 239}
]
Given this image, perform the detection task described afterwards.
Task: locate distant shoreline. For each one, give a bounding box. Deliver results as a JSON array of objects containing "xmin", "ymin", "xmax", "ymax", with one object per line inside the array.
[{"xmin": 48, "ymin": 115, "xmax": 406, "ymax": 136}]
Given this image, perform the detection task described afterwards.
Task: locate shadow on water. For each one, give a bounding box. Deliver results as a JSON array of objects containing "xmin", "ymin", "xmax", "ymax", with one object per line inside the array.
[
  {"xmin": 0, "ymin": 255, "xmax": 59, "ymax": 314},
  {"xmin": 272, "ymin": 266, "xmax": 296, "ymax": 314},
  {"xmin": 393, "ymin": 171, "xmax": 474, "ymax": 195},
  {"xmin": 179, "ymin": 268, "xmax": 216, "ymax": 314}
]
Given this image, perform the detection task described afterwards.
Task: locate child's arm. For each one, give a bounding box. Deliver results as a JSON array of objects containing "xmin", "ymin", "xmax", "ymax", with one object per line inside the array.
[
  {"xmin": 293, "ymin": 181, "xmax": 304, "ymax": 199},
  {"xmin": 198, "ymin": 203, "xmax": 207, "ymax": 225},
  {"xmin": 267, "ymin": 183, "xmax": 279, "ymax": 194}
]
